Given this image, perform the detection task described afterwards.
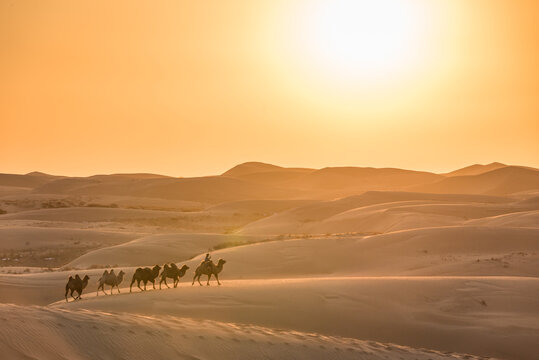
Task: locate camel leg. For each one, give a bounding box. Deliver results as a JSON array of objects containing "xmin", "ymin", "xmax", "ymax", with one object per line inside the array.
[
  {"xmin": 130, "ymin": 279, "xmax": 135, "ymax": 293},
  {"xmin": 215, "ymin": 273, "xmax": 221, "ymax": 286},
  {"xmin": 192, "ymin": 274, "xmax": 196, "ymax": 286},
  {"xmin": 197, "ymin": 275, "xmax": 203, "ymax": 286},
  {"xmin": 110, "ymin": 285, "xmax": 114, "ymax": 295},
  {"xmin": 99, "ymin": 284, "xmax": 107, "ymax": 296},
  {"xmin": 71, "ymin": 289, "xmax": 77, "ymax": 301},
  {"xmin": 143, "ymin": 280, "xmax": 147, "ymax": 291},
  {"xmin": 152, "ymin": 280, "xmax": 156, "ymax": 290},
  {"xmin": 206, "ymin": 273, "xmax": 212, "ymax": 286},
  {"xmin": 165, "ymin": 278, "xmax": 170, "ymax": 288},
  {"xmin": 174, "ymin": 277, "xmax": 178, "ymax": 288},
  {"xmin": 117, "ymin": 284, "xmax": 121, "ymax": 294},
  {"xmin": 139, "ymin": 280, "xmax": 144, "ymax": 291}
]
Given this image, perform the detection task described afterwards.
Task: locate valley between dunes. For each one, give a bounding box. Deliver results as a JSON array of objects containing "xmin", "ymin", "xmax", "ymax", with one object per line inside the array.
[{"xmin": 1, "ymin": 162, "xmax": 538, "ymax": 359}]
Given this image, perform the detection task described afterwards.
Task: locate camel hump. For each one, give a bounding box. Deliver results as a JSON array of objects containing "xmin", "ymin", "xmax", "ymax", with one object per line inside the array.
[
  {"xmin": 102, "ymin": 270, "xmax": 109, "ymax": 277},
  {"xmin": 68, "ymin": 275, "xmax": 73, "ymax": 281}
]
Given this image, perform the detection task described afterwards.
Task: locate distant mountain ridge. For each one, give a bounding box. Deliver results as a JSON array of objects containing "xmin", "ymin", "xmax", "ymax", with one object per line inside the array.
[{"xmin": 1, "ymin": 162, "xmax": 538, "ymax": 202}]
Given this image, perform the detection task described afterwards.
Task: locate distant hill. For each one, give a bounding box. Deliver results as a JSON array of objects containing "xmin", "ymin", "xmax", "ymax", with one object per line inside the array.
[
  {"xmin": 3, "ymin": 161, "xmax": 537, "ymax": 202},
  {"xmin": 222, "ymin": 162, "xmax": 288, "ymax": 177},
  {"xmin": 414, "ymin": 166, "xmax": 539, "ymax": 195},
  {"xmin": 444, "ymin": 162, "xmax": 507, "ymax": 177},
  {"xmin": 0, "ymin": 173, "xmax": 60, "ymax": 188},
  {"xmin": 32, "ymin": 175, "xmax": 299, "ymax": 203},
  {"xmin": 222, "ymin": 162, "xmax": 314, "ymax": 186},
  {"xmin": 238, "ymin": 191, "xmax": 513, "ymax": 235},
  {"xmin": 280, "ymin": 167, "xmax": 443, "ymax": 191}
]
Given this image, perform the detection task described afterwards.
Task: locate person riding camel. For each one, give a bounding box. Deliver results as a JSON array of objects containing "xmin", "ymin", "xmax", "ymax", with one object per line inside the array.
[{"xmin": 202, "ymin": 253, "xmax": 212, "ymax": 269}]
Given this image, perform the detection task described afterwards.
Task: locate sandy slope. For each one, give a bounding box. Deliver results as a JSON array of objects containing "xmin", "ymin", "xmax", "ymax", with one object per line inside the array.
[
  {"xmin": 32, "ymin": 175, "xmax": 300, "ymax": 203},
  {"xmin": 414, "ymin": 166, "xmax": 539, "ymax": 195},
  {"xmin": 466, "ymin": 210, "xmax": 539, "ymax": 228},
  {"xmin": 239, "ymin": 194, "xmax": 532, "ymax": 235},
  {"xmin": 0, "ymin": 207, "xmax": 187, "ymax": 222},
  {"xmin": 66, "ymin": 233, "xmax": 263, "ymax": 268},
  {"xmin": 1, "ymin": 163, "xmax": 538, "ymax": 359},
  {"xmin": 444, "ymin": 162, "xmax": 507, "ymax": 177},
  {"xmin": 0, "ymin": 304, "xmax": 487, "ymax": 360},
  {"xmin": 193, "ymin": 226, "xmax": 539, "ymax": 278},
  {"xmin": 0, "ymin": 226, "xmax": 140, "ymax": 250},
  {"xmin": 51, "ymin": 276, "xmax": 538, "ymax": 359},
  {"xmin": 2, "ymin": 226, "xmax": 537, "ymax": 306}
]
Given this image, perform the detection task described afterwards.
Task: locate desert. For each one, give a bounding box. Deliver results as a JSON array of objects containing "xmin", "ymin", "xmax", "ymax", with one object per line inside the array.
[
  {"xmin": 2, "ymin": 1, "xmax": 538, "ymax": 358},
  {"xmin": 0, "ymin": 162, "xmax": 538, "ymax": 359}
]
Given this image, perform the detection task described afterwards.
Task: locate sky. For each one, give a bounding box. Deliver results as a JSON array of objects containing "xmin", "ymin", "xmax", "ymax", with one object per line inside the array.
[{"xmin": 1, "ymin": 0, "xmax": 538, "ymax": 177}]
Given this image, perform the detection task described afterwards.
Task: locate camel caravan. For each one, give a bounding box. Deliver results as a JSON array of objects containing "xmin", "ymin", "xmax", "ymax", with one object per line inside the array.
[{"xmin": 64, "ymin": 255, "xmax": 226, "ymax": 302}]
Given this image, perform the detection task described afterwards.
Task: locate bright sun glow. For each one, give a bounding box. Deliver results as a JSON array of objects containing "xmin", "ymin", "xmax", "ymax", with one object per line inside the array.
[{"xmin": 297, "ymin": 0, "xmax": 428, "ymax": 84}]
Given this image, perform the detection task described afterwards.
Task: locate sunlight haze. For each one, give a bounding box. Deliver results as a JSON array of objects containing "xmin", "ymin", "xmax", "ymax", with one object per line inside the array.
[{"xmin": 1, "ymin": 0, "xmax": 538, "ymax": 176}]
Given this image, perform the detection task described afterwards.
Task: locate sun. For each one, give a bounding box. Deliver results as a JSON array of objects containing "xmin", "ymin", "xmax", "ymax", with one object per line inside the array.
[{"xmin": 295, "ymin": 0, "xmax": 428, "ymax": 84}]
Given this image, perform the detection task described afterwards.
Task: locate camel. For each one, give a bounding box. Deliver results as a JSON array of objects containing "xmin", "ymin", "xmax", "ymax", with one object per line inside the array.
[
  {"xmin": 97, "ymin": 269, "xmax": 125, "ymax": 296},
  {"xmin": 159, "ymin": 264, "xmax": 189, "ymax": 289},
  {"xmin": 130, "ymin": 265, "xmax": 161, "ymax": 292},
  {"xmin": 65, "ymin": 274, "xmax": 90, "ymax": 302},
  {"xmin": 192, "ymin": 258, "xmax": 226, "ymax": 286}
]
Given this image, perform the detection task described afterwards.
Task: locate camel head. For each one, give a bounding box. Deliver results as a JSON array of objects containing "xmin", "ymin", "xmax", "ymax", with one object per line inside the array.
[
  {"xmin": 118, "ymin": 270, "xmax": 125, "ymax": 277},
  {"xmin": 180, "ymin": 265, "xmax": 189, "ymax": 271},
  {"xmin": 217, "ymin": 259, "xmax": 226, "ymax": 266},
  {"xmin": 152, "ymin": 264, "xmax": 161, "ymax": 274}
]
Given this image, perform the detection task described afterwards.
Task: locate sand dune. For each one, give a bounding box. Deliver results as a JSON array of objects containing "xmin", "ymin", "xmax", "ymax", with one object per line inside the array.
[
  {"xmin": 56, "ymin": 225, "xmax": 539, "ymax": 279},
  {"xmin": 0, "ymin": 303, "xmax": 485, "ymax": 360},
  {"xmin": 0, "ymin": 207, "xmax": 185, "ymax": 222},
  {"xmin": 239, "ymin": 191, "xmax": 519, "ymax": 235},
  {"xmin": 3, "ymin": 162, "xmax": 537, "ymax": 206},
  {"xmin": 206, "ymin": 199, "xmax": 313, "ymax": 215},
  {"xmin": 415, "ymin": 166, "xmax": 539, "ymax": 195},
  {"xmin": 279, "ymin": 167, "xmax": 444, "ymax": 198},
  {"xmin": 444, "ymin": 162, "xmax": 507, "ymax": 177},
  {"xmin": 466, "ymin": 210, "xmax": 539, "ymax": 228},
  {"xmin": 0, "ymin": 226, "xmax": 139, "ymax": 251},
  {"xmin": 66, "ymin": 233, "xmax": 262, "ymax": 268},
  {"xmin": 0, "ymin": 186, "xmax": 32, "ymax": 197},
  {"xmin": 0, "ymin": 172, "xmax": 60, "ymax": 188},
  {"xmin": 195, "ymin": 226, "xmax": 539, "ymax": 278},
  {"xmin": 2, "ymin": 162, "xmax": 539, "ymax": 360},
  {"xmin": 33, "ymin": 175, "xmax": 299, "ymax": 203},
  {"xmin": 51, "ymin": 276, "xmax": 538, "ymax": 359}
]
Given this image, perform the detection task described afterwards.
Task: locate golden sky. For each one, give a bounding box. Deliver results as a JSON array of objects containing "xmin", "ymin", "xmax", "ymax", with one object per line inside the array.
[{"xmin": 1, "ymin": 0, "xmax": 538, "ymax": 176}]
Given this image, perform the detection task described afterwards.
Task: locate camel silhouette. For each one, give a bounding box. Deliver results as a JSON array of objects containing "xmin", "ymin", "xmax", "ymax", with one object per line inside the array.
[
  {"xmin": 130, "ymin": 265, "xmax": 161, "ymax": 292},
  {"xmin": 192, "ymin": 259, "xmax": 226, "ymax": 286},
  {"xmin": 159, "ymin": 264, "xmax": 189, "ymax": 289},
  {"xmin": 65, "ymin": 274, "xmax": 90, "ymax": 302},
  {"xmin": 97, "ymin": 269, "xmax": 125, "ymax": 296}
]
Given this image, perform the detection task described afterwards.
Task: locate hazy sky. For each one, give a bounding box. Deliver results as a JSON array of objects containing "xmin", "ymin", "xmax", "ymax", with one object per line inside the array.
[{"xmin": 1, "ymin": 0, "xmax": 538, "ymax": 177}]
